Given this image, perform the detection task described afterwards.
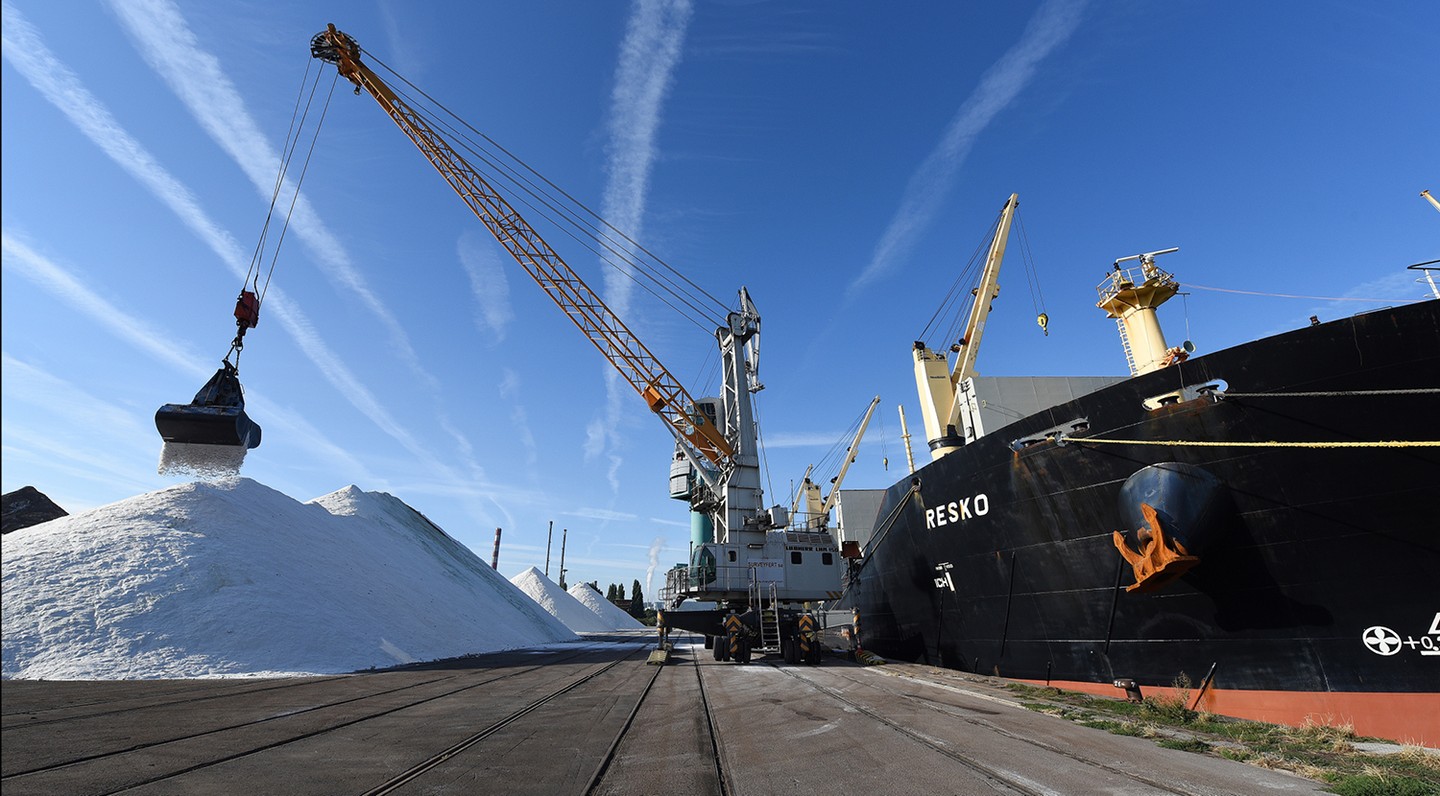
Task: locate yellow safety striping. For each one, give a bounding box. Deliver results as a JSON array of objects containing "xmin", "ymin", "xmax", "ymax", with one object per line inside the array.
[{"xmin": 1072, "ymin": 438, "xmax": 1439, "ymax": 448}]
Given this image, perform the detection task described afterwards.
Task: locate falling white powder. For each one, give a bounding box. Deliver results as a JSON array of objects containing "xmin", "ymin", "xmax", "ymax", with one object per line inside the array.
[{"xmin": 157, "ymin": 442, "xmax": 247, "ymax": 477}]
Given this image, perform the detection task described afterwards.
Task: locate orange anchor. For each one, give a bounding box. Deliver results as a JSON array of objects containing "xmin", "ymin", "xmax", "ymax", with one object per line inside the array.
[{"xmin": 1113, "ymin": 503, "xmax": 1201, "ymax": 593}]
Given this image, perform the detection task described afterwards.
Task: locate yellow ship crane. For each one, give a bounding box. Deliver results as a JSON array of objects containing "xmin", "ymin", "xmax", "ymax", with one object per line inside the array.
[
  {"xmin": 912, "ymin": 193, "xmax": 1018, "ymax": 458},
  {"xmin": 309, "ymin": 24, "xmax": 732, "ymax": 471}
]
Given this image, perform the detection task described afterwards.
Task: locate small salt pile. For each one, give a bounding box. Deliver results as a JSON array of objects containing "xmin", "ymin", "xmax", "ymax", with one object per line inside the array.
[
  {"xmin": 568, "ymin": 581, "xmax": 647, "ymax": 630},
  {"xmin": 511, "ymin": 567, "xmax": 613, "ymax": 632}
]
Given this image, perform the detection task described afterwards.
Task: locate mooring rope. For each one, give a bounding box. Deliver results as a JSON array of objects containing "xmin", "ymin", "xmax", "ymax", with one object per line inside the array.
[
  {"xmin": 1224, "ymin": 388, "xmax": 1440, "ymax": 398},
  {"xmin": 1070, "ymin": 438, "xmax": 1439, "ymax": 448},
  {"xmin": 1183, "ymin": 283, "xmax": 1423, "ymax": 303}
]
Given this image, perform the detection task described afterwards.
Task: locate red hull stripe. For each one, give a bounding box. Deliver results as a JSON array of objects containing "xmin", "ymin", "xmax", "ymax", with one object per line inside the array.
[{"xmin": 1014, "ymin": 677, "xmax": 1440, "ymax": 749}]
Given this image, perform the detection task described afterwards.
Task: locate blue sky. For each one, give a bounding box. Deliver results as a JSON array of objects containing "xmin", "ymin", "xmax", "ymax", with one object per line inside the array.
[{"xmin": 4, "ymin": 0, "xmax": 1436, "ymax": 598}]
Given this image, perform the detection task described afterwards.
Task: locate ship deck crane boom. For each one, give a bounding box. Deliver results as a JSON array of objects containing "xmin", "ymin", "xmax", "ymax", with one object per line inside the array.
[
  {"xmin": 913, "ymin": 193, "xmax": 1018, "ymax": 459},
  {"xmin": 820, "ymin": 395, "xmax": 880, "ymax": 517},
  {"xmin": 795, "ymin": 396, "xmax": 880, "ymax": 529},
  {"xmin": 949, "ymin": 194, "xmax": 1017, "ymax": 389}
]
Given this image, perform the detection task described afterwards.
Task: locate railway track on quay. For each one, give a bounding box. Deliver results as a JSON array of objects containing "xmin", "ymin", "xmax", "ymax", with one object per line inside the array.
[{"xmin": 2, "ymin": 632, "xmax": 1325, "ymax": 795}]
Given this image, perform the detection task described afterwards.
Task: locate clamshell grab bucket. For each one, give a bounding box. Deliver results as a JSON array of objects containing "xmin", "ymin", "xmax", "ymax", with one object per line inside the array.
[{"xmin": 155, "ymin": 362, "xmax": 262, "ymax": 449}]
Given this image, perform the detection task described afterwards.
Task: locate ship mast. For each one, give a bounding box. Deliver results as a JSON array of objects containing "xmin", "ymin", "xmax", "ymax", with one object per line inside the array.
[{"xmin": 1097, "ymin": 247, "xmax": 1187, "ymax": 376}]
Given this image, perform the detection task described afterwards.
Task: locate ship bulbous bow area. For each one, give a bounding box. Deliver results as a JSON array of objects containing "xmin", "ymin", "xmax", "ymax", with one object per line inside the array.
[
  {"xmin": 1112, "ymin": 462, "xmax": 1228, "ymax": 593},
  {"xmin": 154, "ymin": 361, "xmax": 262, "ymax": 450}
]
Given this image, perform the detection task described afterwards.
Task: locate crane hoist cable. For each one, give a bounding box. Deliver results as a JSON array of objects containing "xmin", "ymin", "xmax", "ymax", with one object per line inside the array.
[
  {"xmin": 404, "ymin": 85, "xmax": 729, "ymax": 334},
  {"xmin": 814, "ymin": 401, "xmax": 872, "ymax": 484},
  {"xmin": 916, "ymin": 215, "xmax": 992, "ymax": 347},
  {"xmin": 231, "ymin": 61, "xmax": 340, "ymax": 366},
  {"xmin": 916, "ymin": 202, "xmax": 1049, "ymax": 350},
  {"xmin": 360, "ymin": 49, "xmax": 731, "ymax": 335},
  {"xmin": 1014, "ymin": 214, "xmax": 1049, "ymax": 336},
  {"xmin": 154, "ymin": 62, "xmax": 339, "ymax": 453}
]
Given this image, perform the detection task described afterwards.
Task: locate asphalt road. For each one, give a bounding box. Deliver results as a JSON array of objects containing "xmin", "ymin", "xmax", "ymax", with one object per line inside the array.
[{"xmin": 1, "ymin": 632, "xmax": 1328, "ymax": 795}]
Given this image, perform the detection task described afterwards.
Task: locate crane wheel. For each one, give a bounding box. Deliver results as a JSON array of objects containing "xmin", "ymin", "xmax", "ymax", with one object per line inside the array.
[
  {"xmin": 734, "ymin": 635, "xmax": 751, "ymax": 664},
  {"xmin": 782, "ymin": 637, "xmax": 799, "ymax": 664}
]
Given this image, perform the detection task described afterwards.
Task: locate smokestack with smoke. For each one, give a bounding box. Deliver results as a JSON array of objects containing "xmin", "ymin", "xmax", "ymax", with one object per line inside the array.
[{"xmin": 644, "ymin": 536, "xmax": 665, "ymax": 600}]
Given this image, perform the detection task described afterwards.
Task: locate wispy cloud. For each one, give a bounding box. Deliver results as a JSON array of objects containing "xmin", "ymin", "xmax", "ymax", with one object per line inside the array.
[
  {"xmin": 99, "ymin": 0, "xmax": 512, "ymax": 512},
  {"xmin": 101, "ymin": 0, "xmax": 440, "ymax": 387},
  {"xmin": 1, "ymin": 354, "xmax": 150, "ymax": 438},
  {"xmin": 458, "ymin": 230, "xmax": 515, "ymax": 342},
  {"xmin": 375, "ymin": 1, "xmax": 422, "ymax": 80},
  {"xmin": 846, "ymin": 0, "xmax": 1086, "ymax": 299},
  {"xmin": 585, "ymin": 0, "xmax": 695, "ymax": 493},
  {"xmin": 563, "ymin": 506, "xmax": 640, "ymax": 523},
  {"xmin": 761, "ymin": 431, "xmax": 854, "ymax": 449},
  {"xmin": 0, "ymin": 234, "xmax": 379, "ymax": 484},
  {"xmin": 1, "ymin": 352, "xmax": 161, "ymax": 498},
  {"xmin": 0, "ymin": 5, "xmax": 496, "ymax": 506},
  {"xmin": 0, "ymin": 233, "xmax": 201, "ymax": 377},
  {"xmin": 603, "ymin": 0, "xmax": 695, "ymax": 267},
  {"xmin": 497, "ymin": 369, "xmax": 539, "ymax": 471}
]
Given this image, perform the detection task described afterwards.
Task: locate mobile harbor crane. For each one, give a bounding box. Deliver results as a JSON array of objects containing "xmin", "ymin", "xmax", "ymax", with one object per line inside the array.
[{"xmin": 310, "ymin": 24, "xmax": 841, "ymax": 663}]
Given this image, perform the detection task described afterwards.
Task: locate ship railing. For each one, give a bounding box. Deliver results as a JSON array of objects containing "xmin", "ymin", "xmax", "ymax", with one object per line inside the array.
[
  {"xmin": 786, "ymin": 509, "xmax": 829, "ymax": 532},
  {"xmin": 1096, "ymin": 262, "xmax": 1178, "ymax": 303},
  {"xmin": 1409, "ymin": 260, "xmax": 1439, "ymax": 300}
]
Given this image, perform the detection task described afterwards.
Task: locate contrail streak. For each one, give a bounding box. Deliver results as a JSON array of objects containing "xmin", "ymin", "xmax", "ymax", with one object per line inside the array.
[
  {"xmin": 0, "ymin": 232, "xmax": 380, "ymax": 484},
  {"xmin": 0, "ymin": 2, "xmax": 484, "ymax": 501},
  {"xmin": 587, "ymin": 0, "xmax": 695, "ymax": 492},
  {"xmin": 102, "ymin": 0, "xmax": 438, "ymax": 389},
  {"xmin": 102, "ymin": 0, "xmax": 505, "ymax": 499},
  {"xmin": 848, "ymin": 0, "xmax": 1086, "ymax": 299}
]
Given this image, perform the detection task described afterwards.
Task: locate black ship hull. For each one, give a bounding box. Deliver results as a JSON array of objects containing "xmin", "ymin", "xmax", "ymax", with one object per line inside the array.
[{"xmin": 846, "ymin": 299, "xmax": 1440, "ymax": 745}]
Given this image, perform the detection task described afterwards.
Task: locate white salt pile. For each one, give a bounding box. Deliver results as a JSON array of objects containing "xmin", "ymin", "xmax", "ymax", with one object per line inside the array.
[
  {"xmin": 510, "ymin": 567, "xmax": 614, "ymax": 633},
  {"xmin": 1, "ymin": 477, "xmax": 576, "ymax": 680},
  {"xmin": 568, "ymin": 582, "xmax": 647, "ymax": 630}
]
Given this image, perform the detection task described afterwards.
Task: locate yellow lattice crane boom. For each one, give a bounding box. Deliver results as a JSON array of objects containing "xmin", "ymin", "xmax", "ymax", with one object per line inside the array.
[{"xmin": 310, "ymin": 24, "xmax": 733, "ymax": 467}]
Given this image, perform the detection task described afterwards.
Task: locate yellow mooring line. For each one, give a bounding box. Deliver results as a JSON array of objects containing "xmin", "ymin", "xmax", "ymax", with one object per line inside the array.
[{"xmin": 1071, "ymin": 438, "xmax": 1440, "ymax": 448}]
